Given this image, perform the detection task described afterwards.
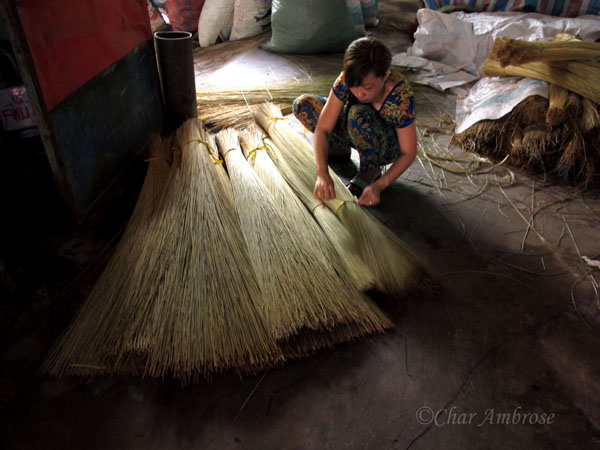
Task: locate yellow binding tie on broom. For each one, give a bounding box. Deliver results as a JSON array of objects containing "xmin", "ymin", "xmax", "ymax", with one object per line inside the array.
[{"xmin": 185, "ymin": 137, "xmax": 223, "ymax": 164}]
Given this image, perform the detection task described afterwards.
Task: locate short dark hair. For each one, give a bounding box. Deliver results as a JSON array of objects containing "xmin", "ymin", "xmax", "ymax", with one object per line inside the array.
[{"xmin": 342, "ymin": 37, "xmax": 392, "ymax": 88}]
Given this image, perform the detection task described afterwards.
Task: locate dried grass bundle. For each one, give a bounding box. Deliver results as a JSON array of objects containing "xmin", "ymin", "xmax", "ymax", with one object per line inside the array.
[
  {"xmin": 510, "ymin": 128, "xmax": 524, "ymax": 155},
  {"xmin": 238, "ymin": 127, "xmax": 392, "ymax": 352},
  {"xmin": 41, "ymin": 135, "xmax": 173, "ymax": 378},
  {"xmin": 451, "ymin": 96, "xmax": 548, "ymax": 162},
  {"xmin": 565, "ymin": 92, "xmax": 583, "ymax": 119},
  {"xmin": 452, "ymin": 90, "xmax": 600, "ymax": 185},
  {"xmin": 481, "ymin": 57, "xmax": 600, "ymax": 104},
  {"xmin": 522, "ymin": 124, "xmax": 554, "ymax": 162},
  {"xmin": 450, "ymin": 120, "xmax": 502, "ymax": 155},
  {"xmin": 43, "ymin": 123, "xmax": 285, "ymax": 382},
  {"xmin": 216, "ymin": 128, "xmax": 392, "ymax": 342},
  {"xmin": 546, "ymin": 84, "xmax": 569, "ymax": 126},
  {"xmin": 253, "ymin": 102, "xmax": 430, "ymax": 296},
  {"xmin": 493, "ymin": 36, "xmax": 600, "ymax": 67},
  {"xmin": 240, "ymin": 127, "xmax": 376, "ymax": 291},
  {"xmin": 555, "ymin": 132, "xmax": 588, "ymax": 181},
  {"xmin": 128, "ymin": 121, "xmax": 282, "ymax": 380},
  {"xmin": 268, "ymin": 138, "xmax": 378, "ymax": 292},
  {"xmin": 581, "ymin": 98, "xmax": 600, "ymax": 132}
]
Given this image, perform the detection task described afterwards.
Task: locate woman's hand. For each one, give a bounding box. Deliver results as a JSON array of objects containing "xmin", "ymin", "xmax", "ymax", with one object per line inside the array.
[
  {"xmin": 357, "ymin": 183, "xmax": 381, "ymax": 206},
  {"xmin": 314, "ymin": 172, "xmax": 335, "ymax": 200}
]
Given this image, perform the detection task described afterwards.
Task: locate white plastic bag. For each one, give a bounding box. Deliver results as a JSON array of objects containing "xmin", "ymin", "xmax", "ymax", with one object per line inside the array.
[
  {"xmin": 346, "ymin": 0, "xmax": 366, "ymax": 34},
  {"xmin": 198, "ymin": 0, "xmax": 235, "ymax": 47},
  {"xmin": 230, "ymin": 0, "xmax": 271, "ymax": 41},
  {"xmin": 455, "ymin": 77, "xmax": 548, "ymax": 134}
]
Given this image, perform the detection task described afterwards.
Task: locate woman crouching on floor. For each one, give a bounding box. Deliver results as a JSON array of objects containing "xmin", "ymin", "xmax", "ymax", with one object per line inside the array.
[{"xmin": 293, "ymin": 36, "xmax": 417, "ymax": 207}]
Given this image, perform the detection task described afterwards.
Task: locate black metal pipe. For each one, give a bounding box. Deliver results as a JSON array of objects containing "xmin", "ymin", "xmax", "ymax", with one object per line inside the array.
[{"xmin": 153, "ymin": 31, "xmax": 197, "ymax": 130}]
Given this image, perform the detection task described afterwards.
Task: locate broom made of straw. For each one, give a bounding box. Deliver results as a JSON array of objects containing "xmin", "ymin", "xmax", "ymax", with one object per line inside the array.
[
  {"xmin": 240, "ymin": 126, "xmax": 375, "ymax": 291},
  {"xmin": 41, "ymin": 135, "xmax": 173, "ymax": 377},
  {"xmin": 253, "ymin": 102, "xmax": 430, "ymax": 296},
  {"xmin": 127, "ymin": 120, "xmax": 282, "ymax": 380},
  {"xmin": 546, "ymin": 84, "xmax": 569, "ymax": 126},
  {"xmin": 259, "ymin": 134, "xmax": 377, "ymax": 291},
  {"xmin": 47, "ymin": 122, "xmax": 284, "ymax": 381},
  {"xmin": 206, "ymin": 125, "xmax": 386, "ymax": 359},
  {"xmin": 239, "ymin": 128, "xmax": 392, "ymax": 355},
  {"xmin": 216, "ymin": 128, "xmax": 392, "ymax": 343}
]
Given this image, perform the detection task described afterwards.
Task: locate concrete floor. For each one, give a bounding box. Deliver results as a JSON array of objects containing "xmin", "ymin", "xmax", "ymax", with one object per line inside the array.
[{"xmin": 2, "ymin": 1, "xmax": 600, "ymax": 449}]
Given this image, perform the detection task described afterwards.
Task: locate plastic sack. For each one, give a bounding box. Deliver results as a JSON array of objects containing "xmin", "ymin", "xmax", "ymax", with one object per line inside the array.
[
  {"xmin": 455, "ymin": 77, "xmax": 548, "ymax": 133},
  {"xmin": 423, "ymin": 0, "xmax": 600, "ymax": 17},
  {"xmin": 230, "ymin": 0, "xmax": 272, "ymax": 41},
  {"xmin": 166, "ymin": 0, "xmax": 206, "ymax": 32},
  {"xmin": 361, "ymin": 0, "xmax": 379, "ymax": 27},
  {"xmin": 261, "ymin": 0, "xmax": 361, "ymax": 54},
  {"xmin": 198, "ymin": 0, "xmax": 235, "ymax": 47},
  {"xmin": 393, "ymin": 9, "xmax": 600, "ymax": 91},
  {"xmin": 147, "ymin": 0, "xmax": 167, "ymax": 32},
  {"xmin": 347, "ymin": 0, "xmax": 367, "ymax": 34}
]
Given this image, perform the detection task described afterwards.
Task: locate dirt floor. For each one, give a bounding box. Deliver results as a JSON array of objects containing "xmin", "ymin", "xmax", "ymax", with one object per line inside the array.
[{"xmin": 1, "ymin": 1, "xmax": 600, "ymax": 449}]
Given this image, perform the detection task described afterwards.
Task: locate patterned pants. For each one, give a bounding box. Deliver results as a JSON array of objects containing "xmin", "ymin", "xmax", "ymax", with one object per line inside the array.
[{"xmin": 292, "ymin": 94, "xmax": 401, "ymax": 173}]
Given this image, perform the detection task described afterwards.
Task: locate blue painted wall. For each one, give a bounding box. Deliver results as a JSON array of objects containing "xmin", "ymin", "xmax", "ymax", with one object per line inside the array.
[{"xmin": 49, "ymin": 40, "xmax": 163, "ymax": 217}]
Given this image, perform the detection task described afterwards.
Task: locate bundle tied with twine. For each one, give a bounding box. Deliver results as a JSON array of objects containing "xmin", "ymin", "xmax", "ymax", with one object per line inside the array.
[
  {"xmin": 238, "ymin": 126, "xmax": 391, "ymax": 354},
  {"xmin": 41, "ymin": 134, "xmax": 172, "ymax": 378},
  {"xmin": 43, "ymin": 121, "xmax": 284, "ymax": 383},
  {"xmin": 240, "ymin": 125, "xmax": 376, "ymax": 291},
  {"xmin": 253, "ymin": 102, "xmax": 431, "ymax": 296},
  {"xmin": 262, "ymin": 134, "xmax": 380, "ymax": 292},
  {"xmin": 493, "ymin": 35, "xmax": 600, "ymax": 67},
  {"xmin": 216, "ymin": 128, "xmax": 392, "ymax": 348},
  {"xmin": 127, "ymin": 120, "xmax": 282, "ymax": 380}
]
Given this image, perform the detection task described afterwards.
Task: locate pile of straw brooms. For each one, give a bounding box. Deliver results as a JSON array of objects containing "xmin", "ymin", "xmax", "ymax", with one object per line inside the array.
[
  {"xmin": 452, "ymin": 35, "xmax": 600, "ymax": 186},
  {"xmin": 42, "ymin": 103, "xmax": 431, "ymax": 383}
]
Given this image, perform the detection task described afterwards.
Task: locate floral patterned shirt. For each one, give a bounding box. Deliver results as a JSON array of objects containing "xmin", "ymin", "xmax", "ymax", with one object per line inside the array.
[{"xmin": 331, "ymin": 72, "xmax": 415, "ymax": 129}]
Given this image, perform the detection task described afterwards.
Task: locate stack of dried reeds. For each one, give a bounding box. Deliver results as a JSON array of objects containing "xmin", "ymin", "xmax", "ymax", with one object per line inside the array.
[
  {"xmin": 253, "ymin": 102, "xmax": 431, "ymax": 297},
  {"xmin": 453, "ymin": 36, "xmax": 600, "ymax": 185}
]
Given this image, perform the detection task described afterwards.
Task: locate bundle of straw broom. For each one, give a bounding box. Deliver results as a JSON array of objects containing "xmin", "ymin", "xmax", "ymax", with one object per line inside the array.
[
  {"xmin": 260, "ymin": 134, "xmax": 380, "ymax": 292},
  {"xmin": 41, "ymin": 135, "xmax": 173, "ymax": 377},
  {"xmin": 238, "ymin": 127, "xmax": 394, "ymax": 355},
  {"xmin": 253, "ymin": 102, "xmax": 430, "ymax": 296},
  {"xmin": 240, "ymin": 125, "xmax": 376, "ymax": 291},
  {"xmin": 127, "ymin": 121, "xmax": 282, "ymax": 380},
  {"xmin": 43, "ymin": 122, "xmax": 284, "ymax": 382},
  {"xmin": 216, "ymin": 128, "xmax": 392, "ymax": 346}
]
